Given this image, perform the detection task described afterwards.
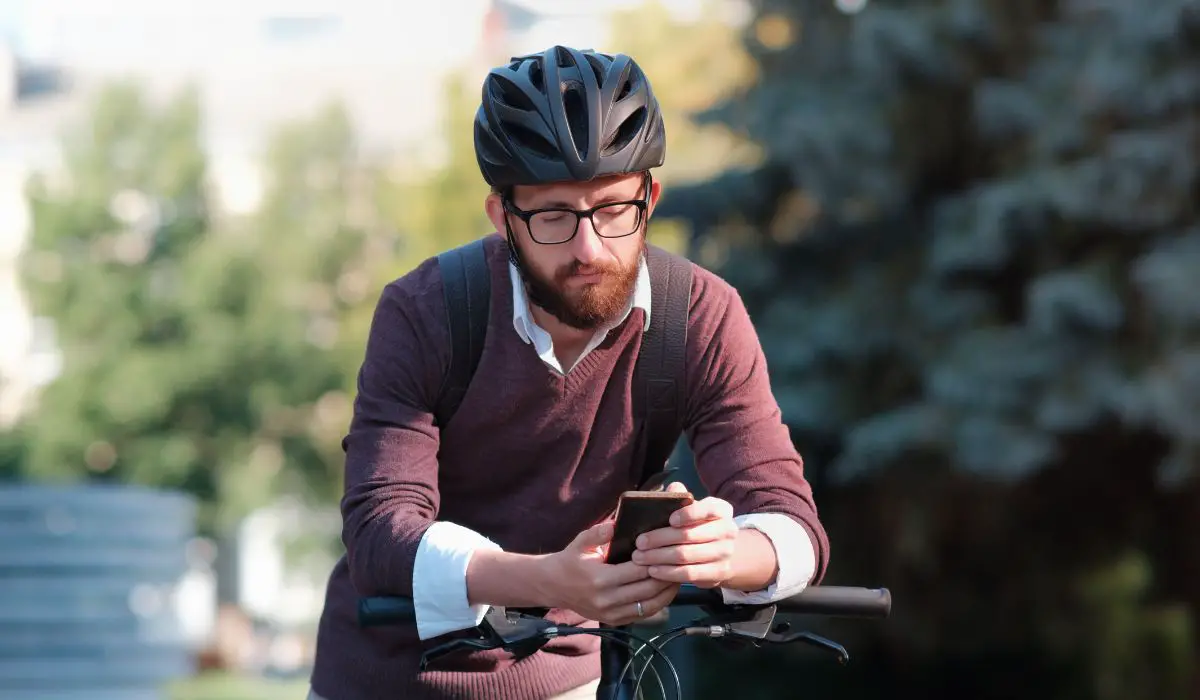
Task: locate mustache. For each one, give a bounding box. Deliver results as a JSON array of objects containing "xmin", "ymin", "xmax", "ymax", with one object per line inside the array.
[{"xmin": 554, "ymin": 260, "xmax": 622, "ymax": 283}]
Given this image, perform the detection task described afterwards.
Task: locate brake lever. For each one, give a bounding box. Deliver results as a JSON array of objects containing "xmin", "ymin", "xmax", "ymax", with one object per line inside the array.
[
  {"xmin": 419, "ymin": 607, "xmax": 559, "ymax": 671},
  {"xmin": 704, "ymin": 606, "xmax": 850, "ymax": 664},
  {"xmin": 419, "ymin": 637, "xmax": 496, "ymax": 670},
  {"xmin": 761, "ymin": 622, "xmax": 851, "ymax": 665}
]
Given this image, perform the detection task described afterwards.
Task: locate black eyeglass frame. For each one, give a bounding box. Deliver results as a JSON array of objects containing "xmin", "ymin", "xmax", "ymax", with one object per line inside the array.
[{"xmin": 501, "ymin": 172, "xmax": 653, "ymax": 245}]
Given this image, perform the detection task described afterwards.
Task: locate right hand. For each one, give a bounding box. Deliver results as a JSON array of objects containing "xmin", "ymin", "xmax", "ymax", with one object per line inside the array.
[{"xmin": 539, "ymin": 520, "xmax": 679, "ymax": 626}]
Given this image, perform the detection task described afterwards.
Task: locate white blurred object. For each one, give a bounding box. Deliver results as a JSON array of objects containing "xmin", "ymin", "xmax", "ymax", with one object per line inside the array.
[
  {"xmin": 236, "ymin": 501, "xmax": 340, "ymax": 628},
  {"xmin": 835, "ymin": 0, "xmax": 870, "ymax": 14},
  {"xmin": 173, "ymin": 537, "xmax": 219, "ymax": 650},
  {"xmin": 0, "ymin": 43, "xmax": 15, "ymax": 113}
]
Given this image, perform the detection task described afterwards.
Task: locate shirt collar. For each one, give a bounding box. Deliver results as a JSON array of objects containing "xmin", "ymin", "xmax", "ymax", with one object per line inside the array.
[{"xmin": 510, "ymin": 255, "xmax": 652, "ymax": 344}]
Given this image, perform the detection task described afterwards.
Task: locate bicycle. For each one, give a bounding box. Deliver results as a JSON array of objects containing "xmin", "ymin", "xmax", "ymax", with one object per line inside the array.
[{"xmin": 357, "ymin": 583, "xmax": 892, "ymax": 699}]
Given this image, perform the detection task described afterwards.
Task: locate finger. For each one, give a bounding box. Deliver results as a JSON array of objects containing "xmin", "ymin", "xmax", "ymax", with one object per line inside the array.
[
  {"xmin": 646, "ymin": 561, "xmax": 735, "ymax": 587},
  {"xmin": 666, "ymin": 481, "xmax": 690, "ymax": 494},
  {"xmin": 635, "ymin": 519, "xmax": 737, "ymax": 550},
  {"xmin": 634, "ymin": 541, "xmax": 734, "ymax": 567},
  {"xmin": 607, "ymin": 582, "xmax": 679, "ymax": 626},
  {"xmin": 642, "ymin": 581, "xmax": 682, "ymax": 615},
  {"xmin": 597, "ymin": 575, "xmax": 679, "ymax": 611},
  {"xmin": 670, "ymin": 497, "xmax": 734, "ymax": 527},
  {"xmin": 592, "ymin": 560, "xmax": 652, "ymax": 588},
  {"xmin": 572, "ymin": 520, "xmax": 614, "ymax": 551}
]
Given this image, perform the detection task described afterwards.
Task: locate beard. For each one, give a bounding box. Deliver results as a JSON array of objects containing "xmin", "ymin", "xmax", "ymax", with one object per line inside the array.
[{"xmin": 518, "ymin": 238, "xmax": 645, "ymax": 331}]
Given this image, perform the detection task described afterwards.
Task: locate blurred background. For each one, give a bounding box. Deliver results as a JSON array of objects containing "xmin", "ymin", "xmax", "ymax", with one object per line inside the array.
[{"xmin": 0, "ymin": 0, "xmax": 1196, "ymax": 698}]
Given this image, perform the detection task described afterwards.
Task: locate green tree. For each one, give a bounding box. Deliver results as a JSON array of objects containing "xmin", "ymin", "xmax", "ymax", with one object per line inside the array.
[
  {"xmin": 659, "ymin": 1, "xmax": 1199, "ymax": 698},
  {"xmin": 18, "ymin": 83, "xmax": 375, "ymax": 530}
]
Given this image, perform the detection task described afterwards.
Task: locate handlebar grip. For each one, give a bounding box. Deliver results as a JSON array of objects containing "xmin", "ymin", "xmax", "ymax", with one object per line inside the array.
[
  {"xmin": 777, "ymin": 586, "xmax": 892, "ymax": 618},
  {"xmin": 671, "ymin": 585, "xmax": 892, "ymax": 618},
  {"xmin": 358, "ymin": 595, "xmax": 416, "ymax": 627}
]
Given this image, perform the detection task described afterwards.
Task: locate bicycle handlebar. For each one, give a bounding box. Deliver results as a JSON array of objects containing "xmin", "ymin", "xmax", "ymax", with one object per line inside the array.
[{"xmin": 357, "ymin": 584, "xmax": 891, "ymax": 628}]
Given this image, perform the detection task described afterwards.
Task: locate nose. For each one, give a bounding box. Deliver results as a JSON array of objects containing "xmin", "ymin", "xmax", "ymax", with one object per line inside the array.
[{"xmin": 572, "ymin": 216, "xmax": 605, "ymax": 265}]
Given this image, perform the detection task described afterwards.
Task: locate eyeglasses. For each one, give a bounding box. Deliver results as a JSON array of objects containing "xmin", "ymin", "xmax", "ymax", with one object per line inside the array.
[{"xmin": 502, "ymin": 176, "xmax": 652, "ymax": 245}]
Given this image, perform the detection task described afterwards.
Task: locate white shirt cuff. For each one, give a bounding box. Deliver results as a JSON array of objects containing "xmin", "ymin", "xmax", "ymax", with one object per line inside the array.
[
  {"xmin": 412, "ymin": 521, "xmax": 502, "ymax": 640},
  {"xmin": 719, "ymin": 512, "xmax": 817, "ymax": 606}
]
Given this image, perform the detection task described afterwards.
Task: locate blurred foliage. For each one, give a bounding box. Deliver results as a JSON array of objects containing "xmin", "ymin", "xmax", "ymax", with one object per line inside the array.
[
  {"xmin": 378, "ymin": 71, "xmax": 493, "ymax": 268},
  {"xmin": 165, "ymin": 671, "xmax": 308, "ymax": 700},
  {"xmin": 606, "ymin": 0, "xmax": 765, "ymax": 254},
  {"xmin": 15, "ymin": 82, "xmax": 383, "ymax": 531},
  {"xmin": 0, "ymin": 424, "xmax": 24, "ymax": 480},
  {"xmin": 660, "ymin": 0, "xmax": 1199, "ymax": 697},
  {"xmin": 609, "ymin": 0, "xmax": 763, "ymax": 187}
]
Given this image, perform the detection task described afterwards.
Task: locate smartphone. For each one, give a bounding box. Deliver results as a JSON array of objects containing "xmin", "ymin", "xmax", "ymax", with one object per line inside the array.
[{"xmin": 605, "ymin": 490, "xmax": 694, "ymax": 565}]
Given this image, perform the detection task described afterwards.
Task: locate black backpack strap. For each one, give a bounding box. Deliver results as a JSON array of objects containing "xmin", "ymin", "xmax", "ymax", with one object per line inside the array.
[
  {"xmin": 633, "ymin": 245, "xmax": 693, "ymax": 487},
  {"xmin": 433, "ymin": 238, "xmax": 491, "ymax": 428}
]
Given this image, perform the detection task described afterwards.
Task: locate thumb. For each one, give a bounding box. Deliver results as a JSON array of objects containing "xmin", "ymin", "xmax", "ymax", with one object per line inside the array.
[{"xmin": 571, "ymin": 520, "xmax": 613, "ymax": 551}]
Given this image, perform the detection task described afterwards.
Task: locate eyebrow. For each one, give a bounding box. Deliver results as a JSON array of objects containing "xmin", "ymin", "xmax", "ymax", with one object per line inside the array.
[{"xmin": 532, "ymin": 188, "xmax": 644, "ymax": 210}]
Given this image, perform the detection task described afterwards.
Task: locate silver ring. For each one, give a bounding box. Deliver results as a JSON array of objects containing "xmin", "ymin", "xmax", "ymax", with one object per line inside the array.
[{"xmin": 635, "ymin": 601, "xmax": 644, "ymax": 617}]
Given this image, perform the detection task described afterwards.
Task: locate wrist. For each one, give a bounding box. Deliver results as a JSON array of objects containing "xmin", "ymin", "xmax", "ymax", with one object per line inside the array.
[
  {"xmin": 721, "ymin": 528, "xmax": 779, "ymax": 592},
  {"xmin": 527, "ymin": 552, "xmax": 564, "ymax": 608}
]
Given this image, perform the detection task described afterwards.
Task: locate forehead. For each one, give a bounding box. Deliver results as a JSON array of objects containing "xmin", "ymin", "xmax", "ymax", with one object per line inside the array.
[{"xmin": 513, "ymin": 173, "xmax": 644, "ymax": 209}]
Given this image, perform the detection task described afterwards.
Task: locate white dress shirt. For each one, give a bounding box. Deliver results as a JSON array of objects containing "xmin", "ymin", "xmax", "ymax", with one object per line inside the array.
[{"xmin": 411, "ymin": 256, "xmax": 817, "ymax": 639}]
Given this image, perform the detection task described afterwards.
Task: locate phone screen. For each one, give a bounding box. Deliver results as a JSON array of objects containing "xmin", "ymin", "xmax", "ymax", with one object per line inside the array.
[{"xmin": 605, "ymin": 490, "xmax": 694, "ymax": 565}]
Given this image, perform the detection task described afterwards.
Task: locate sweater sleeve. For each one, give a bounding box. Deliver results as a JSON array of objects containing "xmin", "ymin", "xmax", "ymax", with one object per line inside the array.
[
  {"xmin": 682, "ymin": 272, "xmax": 831, "ymax": 587},
  {"xmin": 339, "ymin": 273, "xmax": 446, "ymax": 599},
  {"xmin": 341, "ymin": 259, "xmax": 506, "ymax": 640}
]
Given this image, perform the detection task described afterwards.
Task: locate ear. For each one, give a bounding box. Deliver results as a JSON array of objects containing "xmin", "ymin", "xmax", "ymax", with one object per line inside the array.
[
  {"xmin": 646, "ymin": 178, "xmax": 663, "ymax": 217},
  {"xmin": 485, "ymin": 192, "xmax": 507, "ymax": 234}
]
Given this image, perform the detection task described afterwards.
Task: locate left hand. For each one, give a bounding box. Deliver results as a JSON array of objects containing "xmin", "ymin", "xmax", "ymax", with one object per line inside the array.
[{"xmin": 631, "ymin": 482, "xmax": 739, "ymax": 589}]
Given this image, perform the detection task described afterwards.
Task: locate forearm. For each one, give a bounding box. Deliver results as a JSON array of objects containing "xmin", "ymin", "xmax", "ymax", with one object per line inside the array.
[{"xmin": 465, "ymin": 548, "xmax": 554, "ymax": 608}]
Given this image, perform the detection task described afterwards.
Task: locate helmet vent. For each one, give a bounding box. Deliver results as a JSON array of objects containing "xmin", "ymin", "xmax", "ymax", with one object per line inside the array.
[
  {"xmin": 527, "ymin": 60, "xmax": 544, "ymax": 93},
  {"xmin": 507, "ymin": 122, "xmax": 557, "ymax": 159},
  {"xmin": 562, "ymin": 85, "xmax": 588, "ymax": 157},
  {"xmin": 616, "ymin": 78, "xmax": 633, "ymax": 101},
  {"xmin": 584, "ymin": 53, "xmax": 606, "ymax": 84},
  {"xmin": 474, "ymin": 120, "xmax": 503, "ymax": 164},
  {"xmin": 603, "ymin": 106, "xmax": 646, "ymax": 156},
  {"xmin": 554, "ymin": 46, "xmax": 573, "ymax": 67},
  {"xmin": 490, "ymin": 78, "xmax": 536, "ymax": 112}
]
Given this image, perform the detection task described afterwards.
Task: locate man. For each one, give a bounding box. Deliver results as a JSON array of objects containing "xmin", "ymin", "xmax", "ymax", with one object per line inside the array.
[{"xmin": 308, "ymin": 45, "xmax": 829, "ymax": 700}]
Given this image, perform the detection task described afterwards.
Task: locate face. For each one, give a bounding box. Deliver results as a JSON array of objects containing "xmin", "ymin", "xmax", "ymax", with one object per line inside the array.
[{"xmin": 486, "ymin": 173, "xmax": 662, "ymax": 331}]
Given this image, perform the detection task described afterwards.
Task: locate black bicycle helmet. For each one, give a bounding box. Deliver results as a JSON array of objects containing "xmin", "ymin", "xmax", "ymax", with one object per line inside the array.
[{"xmin": 474, "ymin": 45, "xmax": 666, "ymax": 188}]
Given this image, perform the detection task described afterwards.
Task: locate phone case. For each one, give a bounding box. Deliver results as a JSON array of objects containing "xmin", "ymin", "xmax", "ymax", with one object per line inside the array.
[{"xmin": 605, "ymin": 491, "xmax": 694, "ymax": 565}]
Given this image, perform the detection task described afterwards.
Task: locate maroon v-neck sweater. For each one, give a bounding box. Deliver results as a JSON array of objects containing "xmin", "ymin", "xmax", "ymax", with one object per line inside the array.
[{"xmin": 310, "ymin": 234, "xmax": 829, "ymax": 699}]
